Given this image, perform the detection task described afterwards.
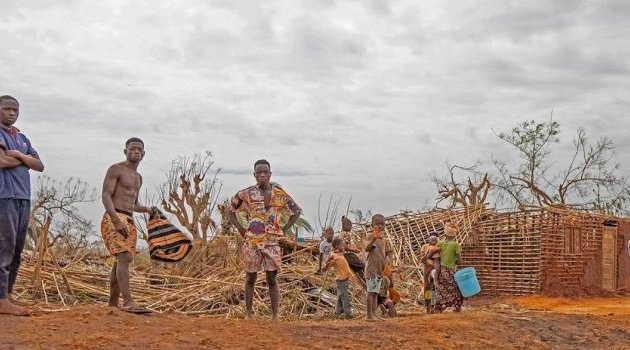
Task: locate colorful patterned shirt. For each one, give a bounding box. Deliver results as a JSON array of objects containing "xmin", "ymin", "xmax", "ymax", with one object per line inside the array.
[{"xmin": 229, "ymin": 183, "xmax": 301, "ymax": 244}]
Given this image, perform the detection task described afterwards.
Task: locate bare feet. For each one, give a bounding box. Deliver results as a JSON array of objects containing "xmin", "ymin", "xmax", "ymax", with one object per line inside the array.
[
  {"xmin": 0, "ymin": 298, "xmax": 31, "ymax": 316},
  {"xmin": 108, "ymin": 288, "xmax": 120, "ymax": 308},
  {"xmin": 107, "ymin": 295, "xmax": 119, "ymax": 308}
]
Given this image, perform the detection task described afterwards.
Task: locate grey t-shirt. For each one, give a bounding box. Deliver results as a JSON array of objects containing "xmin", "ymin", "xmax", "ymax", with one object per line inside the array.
[{"xmin": 319, "ymin": 240, "xmax": 333, "ymax": 260}]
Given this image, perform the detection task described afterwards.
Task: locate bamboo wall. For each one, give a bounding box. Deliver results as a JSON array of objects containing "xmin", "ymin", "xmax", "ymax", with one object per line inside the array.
[
  {"xmin": 463, "ymin": 209, "xmax": 543, "ymax": 295},
  {"xmin": 538, "ymin": 208, "xmax": 610, "ymax": 294},
  {"xmin": 357, "ymin": 205, "xmax": 629, "ymax": 296}
]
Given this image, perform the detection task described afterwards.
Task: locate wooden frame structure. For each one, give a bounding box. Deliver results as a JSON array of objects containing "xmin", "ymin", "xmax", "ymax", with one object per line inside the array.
[{"xmin": 357, "ymin": 206, "xmax": 630, "ymax": 296}]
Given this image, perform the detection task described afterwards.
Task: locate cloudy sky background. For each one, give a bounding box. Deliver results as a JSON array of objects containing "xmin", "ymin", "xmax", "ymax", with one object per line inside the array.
[{"xmin": 2, "ymin": 0, "xmax": 629, "ymax": 235}]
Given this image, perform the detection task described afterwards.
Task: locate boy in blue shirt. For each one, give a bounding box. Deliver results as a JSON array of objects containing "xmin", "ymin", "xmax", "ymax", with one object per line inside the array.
[{"xmin": 0, "ymin": 95, "xmax": 44, "ymax": 316}]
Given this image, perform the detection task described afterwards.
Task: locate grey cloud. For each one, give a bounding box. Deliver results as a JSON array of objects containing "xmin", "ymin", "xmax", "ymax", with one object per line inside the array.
[
  {"xmin": 3, "ymin": 0, "xmax": 630, "ymax": 227},
  {"xmin": 284, "ymin": 15, "xmax": 368, "ymax": 76},
  {"xmin": 452, "ymin": 1, "xmax": 585, "ymax": 43}
]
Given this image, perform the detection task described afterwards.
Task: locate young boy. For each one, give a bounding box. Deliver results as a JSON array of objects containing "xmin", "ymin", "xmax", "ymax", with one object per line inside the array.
[
  {"xmin": 0, "ymin": 95, "xmax": 45, "ymax": 316},
  {"xmin": 338, "ymin": 216, "xmax": 366, "ymax": 285},
  {"xmin": 317, "ymin": 227, "xmax": 334, "ymax": 274},
  {"xmin": 377, "ymin": 274, "xmax": 397, "ymax": 318},
  {"xmin": 364, "ymin": 214, "xmax": 390, "ymax": 321},
  {"xmin": 324, "ymin": 237, "xmax": 353, "ymax": 319},
  {"xmin": 420, "ymin": 235, "xmax": 440, "ymax": 312},
  {"xmin": 420, "ymin": 235, "xmax": 441, "ymax": 290}
]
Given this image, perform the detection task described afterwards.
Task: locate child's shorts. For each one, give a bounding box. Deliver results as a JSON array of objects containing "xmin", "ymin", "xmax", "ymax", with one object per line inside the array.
[{"xmin": 366, "ymin": 277, "xmax": 382, "ymax": 293}]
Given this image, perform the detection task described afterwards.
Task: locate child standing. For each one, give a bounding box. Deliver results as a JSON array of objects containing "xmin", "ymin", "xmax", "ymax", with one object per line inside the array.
[
  {"xmin": 364, "ymin": 214, "xmax": 390, "ymax": 321},
  {"xmin": 324, "ymin": 237, "xmax": 354, "ymax": 319},
  {"xmin": 377, "ymin": 275, "xmax": 397, "ymax": 317},
  {"xmin": 420, "ymin": 235, "xmax": 440, "ymax": 312},
  {"xmin": 338, "ymin": 216, "xmax": 366, "ymax": 285},
  {"xmin": 317, "ymin": 227, "xmax": 334, "ymax": 274}
]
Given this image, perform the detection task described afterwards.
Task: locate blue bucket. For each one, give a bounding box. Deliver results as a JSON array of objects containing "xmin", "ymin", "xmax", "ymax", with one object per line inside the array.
[{"xmin": 454, "ymin": 267, "xmax": 481, "ymax": 297}]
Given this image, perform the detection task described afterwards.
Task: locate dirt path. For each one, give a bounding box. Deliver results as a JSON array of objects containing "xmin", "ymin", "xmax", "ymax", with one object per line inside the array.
[{"xmin": 2, "ymin": 298, "xmax": 630, "ymax": 350}]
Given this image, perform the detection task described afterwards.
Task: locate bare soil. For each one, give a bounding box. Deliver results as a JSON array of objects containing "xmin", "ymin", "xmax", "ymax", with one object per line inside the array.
[{"xmin": 2, "ymin": 297, "xmax": 630, "ymax": 350}]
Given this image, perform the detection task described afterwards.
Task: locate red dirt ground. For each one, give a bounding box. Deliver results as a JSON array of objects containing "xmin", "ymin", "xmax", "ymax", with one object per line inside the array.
[{"xmin": 2, "ymin": 297, "xmax": 630, "ymax": 350}]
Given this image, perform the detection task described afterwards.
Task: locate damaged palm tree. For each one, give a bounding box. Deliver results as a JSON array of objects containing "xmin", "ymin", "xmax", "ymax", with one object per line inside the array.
[{"xmin": 158, "ymin": 151, "xmax": 222, "ymax": 243}]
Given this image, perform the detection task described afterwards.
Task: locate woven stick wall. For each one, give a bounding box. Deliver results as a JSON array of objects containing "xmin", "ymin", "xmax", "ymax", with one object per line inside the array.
[
  {"xmin": 539, "ymin": 207, "xmax": 618, "ymax": 293},
  {"xmin": 349, "ymin": 205, "xmax": 627, "ymax": 296},
  {"xmin": 463, "ymin": 206, "xmax": 628, "ymax": 295},
  {"xmin": 464, "ymin": 209, "xmax": 544, "ymax": 295}
]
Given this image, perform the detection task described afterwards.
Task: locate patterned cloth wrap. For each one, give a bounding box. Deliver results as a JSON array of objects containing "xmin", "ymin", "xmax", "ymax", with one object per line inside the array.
[
  {"xmin": 101, "ymin": 209, "xmax": 137, "ymax": 256},
  {"xmin": 434, "ymin": 267, "xmax": 464, "ymax": 311},
  {"xmin": 147, "ymin": 210, "xmax": 193, "ymax": 263}
]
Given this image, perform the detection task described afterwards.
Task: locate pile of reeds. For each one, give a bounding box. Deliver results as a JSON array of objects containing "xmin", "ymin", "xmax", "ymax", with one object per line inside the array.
[{"xmin": 14, "ymin": 234, "xmax": 425, "ymax": 318}]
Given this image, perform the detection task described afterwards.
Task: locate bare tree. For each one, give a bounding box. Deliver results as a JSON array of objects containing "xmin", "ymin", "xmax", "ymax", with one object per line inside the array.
[
  {"xmin": 216, "ymin": 200, "xmax": 237, "ymax": 236},
  {"xmin": 158, "ymin": 151, "xmax": 222, "ymax": 241},
  {"xmin": 29, "ymin": 175, "xmax": 98, "ymax": 250},
  {"xmin": 492, "ymin": 120, "xmax": 630, "ymax": 213},
  {"xmin": 432, "ymin": 162, "xmax": 490, "ymax": 208}
]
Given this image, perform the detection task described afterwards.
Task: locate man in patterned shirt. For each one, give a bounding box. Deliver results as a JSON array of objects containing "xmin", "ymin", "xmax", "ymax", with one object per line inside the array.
[{"xmin": 226, "ymin": 159, "xmax": 302, "ymax": 320}]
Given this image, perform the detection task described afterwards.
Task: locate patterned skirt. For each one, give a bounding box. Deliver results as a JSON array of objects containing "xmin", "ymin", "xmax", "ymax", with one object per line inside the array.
[{"xmin": 434, "ymin": 267, "xmax": 464, "ymax": 311}]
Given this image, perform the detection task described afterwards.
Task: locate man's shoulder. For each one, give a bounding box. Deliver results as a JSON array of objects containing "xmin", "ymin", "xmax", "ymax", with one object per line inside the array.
[
  {"xmin": 107, "ymin": 162, "xmax": 124, "ymax": 173},
  {"xmin": 16, "ymin": 130, "xmax": 30, "ymax": 140},
  {"xmin": 271, "ymin": 183, "xmax": 291, "ymax": 195},
  {"xmin": 107, "ymin": 162, "xmax": 139, "ymax": 176},
  {"xmin": 236, "ymin": 185, "xmax": 258, "ymax": 195}
]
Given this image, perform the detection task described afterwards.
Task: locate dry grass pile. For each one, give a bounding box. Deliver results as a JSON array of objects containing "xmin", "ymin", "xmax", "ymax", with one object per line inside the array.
[{"xmin": 14, "ymin": 235, "xmax": 425, "ymax": 319}]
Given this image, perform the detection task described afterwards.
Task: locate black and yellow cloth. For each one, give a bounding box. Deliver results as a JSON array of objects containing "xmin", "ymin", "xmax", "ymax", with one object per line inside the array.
[{"xmin": 147, "ymin": 211, "xmax": 193, "ymax": 262}]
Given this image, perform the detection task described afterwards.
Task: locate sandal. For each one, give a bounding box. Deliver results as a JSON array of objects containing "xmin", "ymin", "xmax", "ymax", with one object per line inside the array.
[{"xmin": 121, "ymin": 305, "xmax": 152, "ymax": 314}]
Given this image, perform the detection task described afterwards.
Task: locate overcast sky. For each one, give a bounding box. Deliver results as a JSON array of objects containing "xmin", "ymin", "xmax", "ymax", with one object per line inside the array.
[{"xmin": 2, "ymin": 0, "xmax": 629, "ymax": 234}]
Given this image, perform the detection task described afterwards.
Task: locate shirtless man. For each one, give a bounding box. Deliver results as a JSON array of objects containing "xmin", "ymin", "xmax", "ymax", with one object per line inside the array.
[{"xmin": 101, "ymin": 137, "xmax": 156, "ymax": 313}]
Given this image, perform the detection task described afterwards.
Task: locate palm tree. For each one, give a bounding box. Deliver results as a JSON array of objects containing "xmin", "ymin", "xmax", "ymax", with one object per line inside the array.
[{"xmin": 289, "ymin": 215, "xmax": 314, "ymax": 241}]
